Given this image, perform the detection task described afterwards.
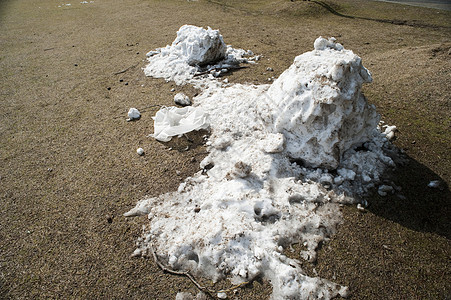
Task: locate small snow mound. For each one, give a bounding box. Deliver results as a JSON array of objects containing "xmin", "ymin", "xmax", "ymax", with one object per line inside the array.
[
  {"xmin": 144, "ymin": 25, "xmax": 256, "ymax": 85},
  {"xmin": 170, "ymin": 25, "xmax": 226, "ymax": 67}
]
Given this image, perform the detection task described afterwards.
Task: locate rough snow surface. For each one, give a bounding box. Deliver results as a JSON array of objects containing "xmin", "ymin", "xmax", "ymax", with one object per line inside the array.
[
  {"xmin": 263, "ymin": 38, "xmax": 378, "ymax": 169},
  {"xmin": 144, "ymin": 25, "xmax": 257, "ymax": 85},
  {"xmin": 128, "ymin": 35, "xmax": 399, "ymax": 299}
]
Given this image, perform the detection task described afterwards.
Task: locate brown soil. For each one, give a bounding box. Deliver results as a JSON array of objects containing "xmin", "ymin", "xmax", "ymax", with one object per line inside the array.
[{"xmin": 0, "ymin": 0, "xmax": 449, "ymax": 299}]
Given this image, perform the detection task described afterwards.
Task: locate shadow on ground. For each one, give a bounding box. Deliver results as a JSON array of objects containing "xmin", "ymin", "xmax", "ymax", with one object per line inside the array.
[{"xmin": 369, "ymin": 154, "xmax": 450, "ymax": 239}]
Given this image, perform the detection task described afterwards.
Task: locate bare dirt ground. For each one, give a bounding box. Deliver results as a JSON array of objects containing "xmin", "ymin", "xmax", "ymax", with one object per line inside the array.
[{"xmin": 0, "ymin": 0, "xmax": 449, "ymax": 299}]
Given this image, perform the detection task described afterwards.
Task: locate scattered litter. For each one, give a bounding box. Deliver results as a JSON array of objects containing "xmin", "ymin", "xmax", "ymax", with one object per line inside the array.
[
  {"xmin": 150, "ymin": 106, "xmax": 209, "ymax": 142},
  {"xmin": 127, "ymin": 108, "xmax": 141, "ymax": 121},
  {"xmin": 174, "ymin": 92, "xmax": 191, "ymax": 106},
  {"xmin": 136, "ymin": 148, "xmax": 144, "ymax": 156}
]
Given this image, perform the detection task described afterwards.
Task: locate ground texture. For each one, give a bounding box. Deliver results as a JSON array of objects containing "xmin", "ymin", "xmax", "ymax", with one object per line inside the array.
[{"xmin": 0, "ymin": 0, "xmax": 450, "ymax": 299}]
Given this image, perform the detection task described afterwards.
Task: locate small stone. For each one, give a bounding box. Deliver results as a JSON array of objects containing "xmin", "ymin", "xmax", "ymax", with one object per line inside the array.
[
  {"xmin": 171, "ymin": 88, "xmax": 175, "ymax": 92},
  {"xmin": 217, "ymin": 292, "xmax": 227, "ymax": 299},
  {"xmin": 137, "ymin": 148, "xmax": 144, "ymax": 156},
  {"xmin": 119, "ymin": 79, "xmax": 123, "ymax": 82},
  {"xmin": 194, "ymin": 207, "xmax": 201, "ymax": 213},
  {"xmin": 266, "ymin": 67, "xmax": 274, "ymax": 71},
  {"xmin": 107, "ymin": 215, "xmax": 113, "ymax": 223}
]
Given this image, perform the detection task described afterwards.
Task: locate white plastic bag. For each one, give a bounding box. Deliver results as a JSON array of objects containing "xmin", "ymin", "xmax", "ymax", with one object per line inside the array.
[{"xmin": 151, "ymin": 106, "xmax": 209, "ymax": 142}]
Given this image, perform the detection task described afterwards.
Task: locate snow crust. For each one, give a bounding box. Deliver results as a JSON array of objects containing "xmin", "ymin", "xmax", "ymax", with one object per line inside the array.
[{"xmin": 128, "ymin": 29, "xmax": 399, "ymax": 299}]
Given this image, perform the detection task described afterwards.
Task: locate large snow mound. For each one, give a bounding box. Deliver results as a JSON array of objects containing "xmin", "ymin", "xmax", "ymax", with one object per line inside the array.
[
  {"xmin": 128, "ymin": 35, "xmax": 398, "ymax": 299},
  {"xmin": 144, "ymin": 25, "xmax": 257, "ymax": 85},
  {"xmin": 263, "ymin": 37, "xmax": 378, "ymax": 169}
]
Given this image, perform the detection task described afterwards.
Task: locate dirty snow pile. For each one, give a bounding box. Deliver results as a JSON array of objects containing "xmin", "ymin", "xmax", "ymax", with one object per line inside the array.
[
  {"xmin": 144, "ymin": 25, "xmax": 257, "ymax": 85},
  {"xmin": 127, "ymin": 27, "xmax": 399, "ymax": 299}
]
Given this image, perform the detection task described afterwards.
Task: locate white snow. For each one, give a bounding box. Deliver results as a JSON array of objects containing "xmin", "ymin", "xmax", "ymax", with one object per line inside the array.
[
  {"xmin": 128, "ymin": 28, "xmax": 399, "ymax": 300},
  {"xmin": 144, "ymin": 25, "xmax": 257, "ymax": 85},
  {"xmin": 174, "ymin": 92, "xmax": 191, "ymax": 106}
]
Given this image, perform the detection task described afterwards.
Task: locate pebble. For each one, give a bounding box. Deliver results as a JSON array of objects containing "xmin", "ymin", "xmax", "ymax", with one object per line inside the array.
[{"xmin": 137, "ymin": 148, "xmax": 144, "ymax": 156}]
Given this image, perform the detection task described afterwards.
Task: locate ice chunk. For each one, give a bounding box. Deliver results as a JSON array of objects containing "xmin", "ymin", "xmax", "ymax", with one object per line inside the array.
[
  {"xmin": 428, "ymin": 180, "xmax": 440, "ymax": 188},
  {"xmin": 127, "ymin": 108, "xmax": 141, "ymax": 121},
  {"xmin": 174, "ymin": 92, "xmax": 191, "ymax": 106},
  {"xmin": 151, "ymin": 106, "xmax": 209, "ymax": 142}
]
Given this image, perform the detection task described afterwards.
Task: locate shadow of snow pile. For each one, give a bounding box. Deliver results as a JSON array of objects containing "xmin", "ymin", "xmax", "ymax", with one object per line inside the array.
[{"xmin": 126, "ymin": 28, "xmax": 400, "ymax": 299}]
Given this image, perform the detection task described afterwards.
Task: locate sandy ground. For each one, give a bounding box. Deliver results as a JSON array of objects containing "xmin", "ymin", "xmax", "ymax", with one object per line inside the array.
[{"xmin": 0, "ymin": 0, "xmax": 450, "ymax": 299}]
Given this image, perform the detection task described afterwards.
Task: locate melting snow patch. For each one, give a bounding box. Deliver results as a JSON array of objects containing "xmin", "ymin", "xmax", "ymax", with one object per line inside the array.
[{"xmin": 127, "ymin": 32, "xmax": 400, "ymax": 299}]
